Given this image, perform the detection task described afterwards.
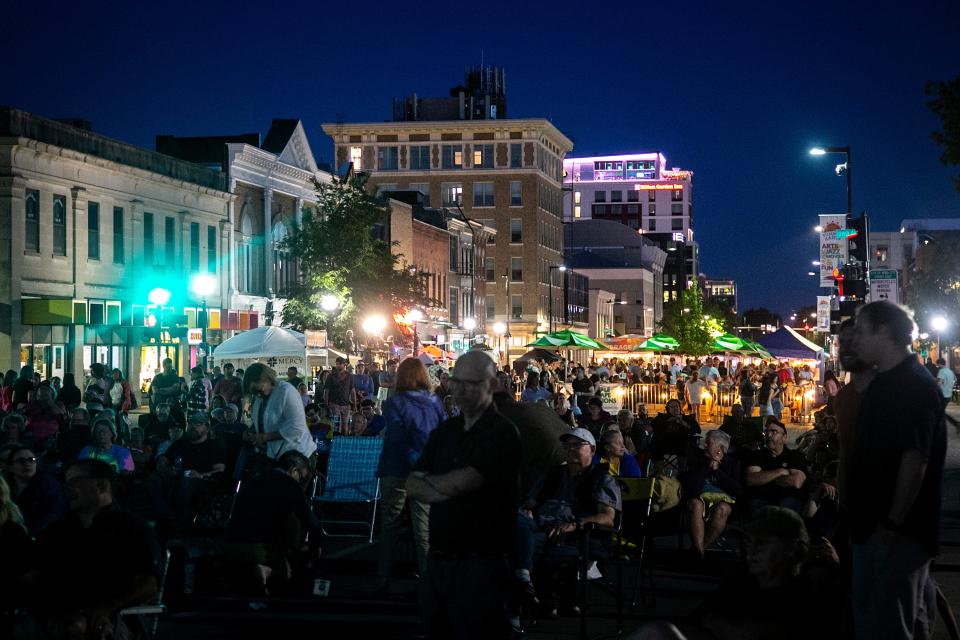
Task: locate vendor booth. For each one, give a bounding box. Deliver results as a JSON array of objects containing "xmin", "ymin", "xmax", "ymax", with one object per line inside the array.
[{"xmin": 211, "ymin": 326, "xmax": 307, "ymax": 373}]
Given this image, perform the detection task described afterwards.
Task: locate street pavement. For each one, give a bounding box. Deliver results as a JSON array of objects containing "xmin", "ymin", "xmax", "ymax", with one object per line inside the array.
[{"xmin": 156, "ymin": 406, "xmax": 960, "ymax": 639}]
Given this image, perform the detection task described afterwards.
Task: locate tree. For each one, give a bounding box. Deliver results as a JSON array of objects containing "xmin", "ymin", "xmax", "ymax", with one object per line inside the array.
[
  {"xmin": 903, "ymin": 240, "xmax": 960, "ymax": 345},
  {"xmin": 281, "ymin": 173, "xmax": 432, "ymax": 349},
  {"xmin": 659, "ymin": 283, "xmax": 716, "ymax": 356},
  {"xmin": 927, "ymin": 75, "xmax": 960, "ymax": 192}
]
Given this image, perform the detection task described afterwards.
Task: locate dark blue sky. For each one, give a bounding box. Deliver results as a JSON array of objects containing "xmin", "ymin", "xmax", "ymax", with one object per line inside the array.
[{"xmin": 6, "ymin": 0, "xmax": 960, "ymax": 317}]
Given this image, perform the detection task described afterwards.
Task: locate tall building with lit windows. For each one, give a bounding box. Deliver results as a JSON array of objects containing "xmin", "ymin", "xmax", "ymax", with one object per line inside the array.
[
  {"xmin": 562, "ymin": 153, "xmax": 697, "ymax": 304},
  {"xmin": 323, "ymin": 115, "xmax": 573, "ymax": 360}
]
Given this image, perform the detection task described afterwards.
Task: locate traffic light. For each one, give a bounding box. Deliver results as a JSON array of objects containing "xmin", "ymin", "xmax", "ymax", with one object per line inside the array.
[{"xmin": 847, "ymin": 214, "xmax": 868, "ymax": 263}]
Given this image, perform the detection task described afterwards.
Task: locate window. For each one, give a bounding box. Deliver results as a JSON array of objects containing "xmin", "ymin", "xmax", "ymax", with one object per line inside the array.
[
  {"xmin": 113, "ymin": 207, "xmax": 124, "ymax": 264},
  {"xmin": 375, "ymin": 183, "xmax": 398, "ymax": 197},
  {"xmin": 238, "ymin": 212, "xmax": 255, "ymax": 294},
  {"xmin": 574, "ymin": 206, "xmax": 581, "ymax": 218},
  {"xmin": 511, "ymin": 294, "xmax": 523, "ymax": 320},
  {"xmin": 875, "ymin": 245, "xmax": 889, "ymax": 262},
  {"xmin": 627, "ymin": 204, "xmax": 639, "ymax": 214},
  {"xmin": 409, "ymin": 183, "xmax": 430, "ymax": 205},
  {"xmin": 648, "ymin": 190, "xmax": 656, "ymax": 202},
  {"xmin": 87, "ymin": 202, "xmax": 100, "ymax": 259},
  {"xmin": 574, "ymin": 191, "xmax": 581, "ymax": 204},
  {"xmin": 648, "ymin": 204, "xmax": 656, "ymax": 215},
  {"xmin": 648, "ymin": 218, "xmax": 656, "ymax": 232},
  {"xmin": 442, "ymin": 145, "xmax": 463, "ymax": 169},
  {"xmin": 474, "ymin": 144, "xmax": 494, "ymax": 168},
  {"xmin": 164, "ymin": 216, "xmax": 176, "ymax": 266},
  {"xmin": 377, "ymin": 146, "xmax": 399, "ymax": 170},
  {"xmin": 510, "ymin": 219, "xmax": 522, "ymax": 243},
  {"xmin": 594, "ymin": 191, "xmax": 606, "ymax": 203},
  {"xmin": 25, "ymin": 190, "xmax": 40, "ymax": 252},
  {"xmin": 207, "ymin": 226, "xmax": 217, "ymax": 273},
  {"xmin": 409, "ymin": 145, "xmax": 430, "ymax": 170},
  {"xmin": 449, "ymin": 236, "xmax": 459, "ymax": 272},
  {"xmin": 486, "ymin": 295, "xmax": 496, "ymax": 319},
  {"xmin": 510, "ymin": 181, "xmax": 522, "ymax": 206},
  {"xmin": 611, "ymin": 190, "xmax": 623, "ymax": 202},
  {"xmin": 144, "ymin": 212, "xmax": 154, "ymax": 264},
  {"xmin": 449, "ymin": 287, "xmax": 459, "ymax": 324},
  {"xmin": 672, "ymin": 188, "xmax": 683, "ymax": 201},
  {"xmin": 53, "ymin": 195, "xmax": 67, "ymax": 256},
  {"xmin": 485, "ymin": 257, "xmax": 495, "ymax": 282},
  {"xmin": 510, "ymin": 143, "xmax": 522, "ymax": 168},
  {"xmin": 627, "ymin": 190, "xmax": 639, "ymax": 202},
  {"xmin": 671, "ymin": 203, "xmax": 683, "ymax": 215},
  {"xmin": 511, "ymin": 257, "xmax": 522, "ymax": 282},
  {"xmin": 350, "ymin": 146, "xmax": 363, "ymax": 170},
  {"xmin": 672, "ymin": 218, "xmax": 683, "ymax": 231},
  {"xmin": 190, "ymin": 222, "xmax": 200, "ymax": 271},
  {"xmin": 473, "ymin": 182, "xmax": 494, "ymax": 207},
  {"xmin": 441, "ymin": 183, "xmax": 463, "ymax": 206}
]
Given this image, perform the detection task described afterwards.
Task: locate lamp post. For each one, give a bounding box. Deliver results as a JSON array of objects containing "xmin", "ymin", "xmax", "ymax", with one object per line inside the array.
[
  {"xmin": 362, "ymin": 314, "xmax": 387, "ymax": 360},
  {"xmin": 493, "ymin": 321, "xmax": 507, "ymax": 365},
  {"xmin": 189, "ymin": 275, "xmax": 216, "ymax": 371},
  {"xmin": 408, "ymin": 309, "xmax": 424, "ymax": 356},
  {"xmin": 548, "ymin": 264, "xmax": 567, "ymax": 334},
  {"xmin": 932, "ymin": 316, "xmax": 948, "ymax": 358},
  {"xmin": 809, "ymin": 145, "xmax": 852, "ymax": 214},
  {"xmin": 463, "ymin": 317, "xmax": 477, "ymax": 346}
]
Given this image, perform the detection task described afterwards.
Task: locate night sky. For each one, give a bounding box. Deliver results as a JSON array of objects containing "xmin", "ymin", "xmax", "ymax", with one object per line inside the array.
[{"xmin": 6, "ymin": 1, "xmax": 959, "ymax": 318}]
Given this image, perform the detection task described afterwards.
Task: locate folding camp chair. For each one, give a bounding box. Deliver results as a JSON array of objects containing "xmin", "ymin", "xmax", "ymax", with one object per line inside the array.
[
  {"xmin": 617, "ymin": 477, "xmax": 658, "ymax": 610},
  {"xmin": 118, "ymin": 548, "xmax": 171, "ymax": 639},
  {"xmin": 313, "ymin": 436, "xmax": 383, "ymax": 543}
]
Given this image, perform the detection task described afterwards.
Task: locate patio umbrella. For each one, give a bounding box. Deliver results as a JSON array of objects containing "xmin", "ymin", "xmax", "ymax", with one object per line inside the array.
[
  {"xmin": 633, "ymin": 333, "xmax": 680, "ymax": 352},
  {"xmin": 527, "ymin": 329, "xmax": 608, "ymax": 350},
  {"xmin": 710, "ymin": 333, "xmax": 749, "ymax": 353},
  {"xmin": 742, "ymin": 339, "xmax": 773, "ymax": 360}
]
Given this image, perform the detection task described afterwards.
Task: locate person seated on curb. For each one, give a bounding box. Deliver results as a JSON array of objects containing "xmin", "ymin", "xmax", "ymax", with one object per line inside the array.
[
  {"xmin": 513, "ymin": 428, "xmax": 622, "ymax": 619},
  {"xmin": 694, "ymin": 506, "xmax": 842, "ymax": 640},
  {"xmin": 594, "ymin": 429, "xmax": 643, "ymax": 478},
  {"xmin": 680, "ymin": 430, "xmax": 742, "ymax": 559},
  {"xmin": 743, "ymin": 417, "xmax": 808, "ymax": 514},
  {"xmin": 719, "ymin": 404, "xmax": 764, "ymax": 454},
  {"xmin": 23, "ymin": 459, "xmax": 160, "ymax": 640},
  {"xmin": 224, "ymin": 450, "xmax": 322, "ymax": 595},
  {"xmin": 77, "ymin": 414, "xmax": 135, "ymax": 474},
  {"xmin": 577, "ymin": 397, "xmax": 613, "ymax": 439}
]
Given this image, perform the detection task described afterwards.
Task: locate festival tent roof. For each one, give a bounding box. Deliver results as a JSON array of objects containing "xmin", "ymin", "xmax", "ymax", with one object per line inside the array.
[
  {"xmin": 757, "ymin": 326, "xmax": 823, "ymax": 360},
  {"xmin": 212, "ymin": 326, "xmax": 306, "ymax": 361}
]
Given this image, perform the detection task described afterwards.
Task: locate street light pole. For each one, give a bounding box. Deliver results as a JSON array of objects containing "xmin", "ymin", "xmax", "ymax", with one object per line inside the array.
[{"xmin": 810, "ymin": 145, "xmax": 852, "ymax": 214}]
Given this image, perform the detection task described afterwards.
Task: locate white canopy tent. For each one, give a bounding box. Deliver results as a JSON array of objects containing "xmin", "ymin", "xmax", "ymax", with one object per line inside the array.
[{"xmin": 212, "ymin": 326, "xmax": 307, "ymax": 372}]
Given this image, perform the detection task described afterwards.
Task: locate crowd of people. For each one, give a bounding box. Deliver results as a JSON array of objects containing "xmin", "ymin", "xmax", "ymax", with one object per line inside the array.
[{"xmin": 0, "ymin": 300, "xmax": 954, "ymax": 639}]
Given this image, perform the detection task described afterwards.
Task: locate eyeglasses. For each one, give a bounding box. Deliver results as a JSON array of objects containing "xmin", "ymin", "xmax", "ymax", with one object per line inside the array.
[{"xmin": 13, "ymin": 456, "xmax": 37, "ymax": 464}]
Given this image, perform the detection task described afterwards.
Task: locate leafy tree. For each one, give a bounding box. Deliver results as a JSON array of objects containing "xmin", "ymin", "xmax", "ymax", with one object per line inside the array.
[
  {"xmin": 659, "ymin": 283, "xmax": 716, "ymax": 355},
  {"xmin": 903, "ymin": 240, "xmax": 960, "ymax": 345},
  {"xmin": 926, "ymin": 75, "xmax": 960, "ymax": 192},
  {"xmin": 281, "ymin": 173, "xmax": 433, "ymax": 349}
]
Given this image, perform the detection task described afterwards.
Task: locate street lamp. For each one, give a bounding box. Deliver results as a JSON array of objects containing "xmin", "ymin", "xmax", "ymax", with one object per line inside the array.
[
  {"xmin": 809, "ymin": 145, "xmax": 852, "ymax": 214},
  {"xmin": 320, "ymin": 294, "xmax": 339, "ymax": 313},
  {"xmin": 932, "ymin": 315, "xmax": 948, "ymax": 356},
  {"xmin": 190, "ymin": 274, "xmax": 216, "ymax": 371},
  {"xmin": 548, "ymin": 264, "xmax": 567, "ymax": 334},
  {"xmin": 463, "ymin": 317, "xmax": 477, "ymax": 345},
  {"xmin": 148, "ymin": 287, "xmax": 171, "ymax": 307},
  {"xmin": 493, "ymin": 321, "xmax": 507, "ymax": 364}
]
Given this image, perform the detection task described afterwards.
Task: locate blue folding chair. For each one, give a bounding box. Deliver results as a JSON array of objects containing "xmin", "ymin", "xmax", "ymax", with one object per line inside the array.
[{"xmin": 314, "ymin": 436, "xmax": 383, "ymax": 543}]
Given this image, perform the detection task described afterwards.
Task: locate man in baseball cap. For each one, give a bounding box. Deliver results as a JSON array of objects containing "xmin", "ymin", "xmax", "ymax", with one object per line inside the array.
[
  {"xmin": 513, "ymin": 426, "xmax": 621, "ymax": 617},
  {"xmin": 742, "ymin": 416, "xmax": 809, "ymax": 514}
]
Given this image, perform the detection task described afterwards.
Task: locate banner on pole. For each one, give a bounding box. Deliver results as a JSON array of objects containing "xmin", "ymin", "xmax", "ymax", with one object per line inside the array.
[
  {"xmin": 819, "ymin": 214, "xmax": 848, "ymax": 288},
  {"xmin": 816, "ymin": 296, "xmax": 831, "ymax": 333}
]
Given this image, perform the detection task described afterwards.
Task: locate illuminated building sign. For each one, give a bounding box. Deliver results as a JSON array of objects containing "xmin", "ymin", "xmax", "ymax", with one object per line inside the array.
[
  {"xmin": 187, "ymin": 329, "xmax": 203, "ymax": 345},
  {"xmin": 635, "ymin": 184, "xmax": 683, "ymax": 190},
  {"xmin": 672, "ymin": 232, "xmax": 685, "ymax": 242}
]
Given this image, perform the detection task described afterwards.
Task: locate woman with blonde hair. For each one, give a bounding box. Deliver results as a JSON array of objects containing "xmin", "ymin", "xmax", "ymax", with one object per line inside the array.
[{"xmin": 374, "ymin": 357, "xmax": 446, "ymax": 597}]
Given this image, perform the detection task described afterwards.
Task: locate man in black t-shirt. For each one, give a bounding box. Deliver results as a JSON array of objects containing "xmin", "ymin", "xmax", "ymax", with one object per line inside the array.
[
  {"xmin": 157, "ymin": 412, "xmax": 226, "ymax": 521},
  {"xmin": 743, "ymin": 416, "xmax": 808, "ymax": 513},
  {"xmin": 848, "ymin": 301, "xmax": 946, "ymax": 639},
  {"xmin": 149, "ymin": 358, "xmax": 180, "ymax": 413},
  {"xmin": 407, "ymin": 352, "xmax": 521, "ymax": 640},
  {"xmin": 12, "ymin": 365, "xmax": 35, "ymax": 409}
]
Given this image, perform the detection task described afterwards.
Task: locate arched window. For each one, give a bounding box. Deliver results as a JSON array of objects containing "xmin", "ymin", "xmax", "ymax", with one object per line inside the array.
[
  {"xmin": 272, "ymin": 221, "xmax": 294, "ymax": 294},
  {"xmin": 238, "ymin": 209, "xmax": 256, "ymax": 294}
]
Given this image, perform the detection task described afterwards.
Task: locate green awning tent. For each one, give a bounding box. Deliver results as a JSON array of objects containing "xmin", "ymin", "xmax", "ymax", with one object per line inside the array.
[
  {"xmin": 527, "ymin": 329, "xmax": 608, "ymax": 350},
  {"xmin": 632, "ymin": 333, "xmax": 680, "ymax": 352}
]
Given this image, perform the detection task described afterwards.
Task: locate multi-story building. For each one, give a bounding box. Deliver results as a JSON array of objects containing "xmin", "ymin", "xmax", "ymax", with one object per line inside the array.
[
  {"xmin": 156, "ymin": 119, "xmax": 332, "ymax": 325},
  {"xmin": 1, "ymin": 107, "xmax": 234, "ymax": 389},
  {"xmin": 699, "ymin": 276, "xmax": 738, "ymax": 313},
  {"xmin": 393, "ymin": 66, "xmax": 507, "ymax": 122},
  {"xmin": 323, "ymin": 117, "xmax": 573, "ymax": 360},
  {"xmin": 564, "ymin": 219, "xmax": 667, "ymax": 336},
  {"xmin": 563, "ymin": 153, "xmax": 697, "ymax": 304}
]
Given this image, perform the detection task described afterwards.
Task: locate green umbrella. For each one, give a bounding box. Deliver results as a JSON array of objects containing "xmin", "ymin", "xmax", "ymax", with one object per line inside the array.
[
  {"xmin": 527, "ymin": 329, "xmax": 608, "ymax": 350},
  {"xmin": 742, "ymin": 339, "xmax": 773, "ymax": 359},
  {"xmin": 633, "ymin": 333, "xmax": 680, "ymax": 352},
  {"xmin": 710, "ymin": 333, "xmax": 749, "ymax": 353}
]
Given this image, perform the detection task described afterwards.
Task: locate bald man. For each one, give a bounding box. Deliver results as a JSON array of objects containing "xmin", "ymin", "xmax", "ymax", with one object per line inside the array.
[{"xmin": 407, "ymin": 351, "xmax": 522, "ymax": 640}]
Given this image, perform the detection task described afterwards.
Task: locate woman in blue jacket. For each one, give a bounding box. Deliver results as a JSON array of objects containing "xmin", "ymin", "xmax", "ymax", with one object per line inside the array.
[{"xmin": 375, "ymin": 357, "xmax": 447, "ymax": 597}]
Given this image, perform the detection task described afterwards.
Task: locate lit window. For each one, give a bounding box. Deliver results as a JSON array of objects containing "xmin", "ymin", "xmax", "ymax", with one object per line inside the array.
[
  {"xmin": 350, "ymin": 146, "xmax": 363, "ymax": 170},
  {"xmin": 442, "ymin": 183, "xmax": 463, "ymax": 206},
  {"xmin": 574, "ymin": 191, "xmax": 581, "ymax": 204},
  {"xmin": 574, "ymin": 206, "xmax": 581, "ymax": 218}
]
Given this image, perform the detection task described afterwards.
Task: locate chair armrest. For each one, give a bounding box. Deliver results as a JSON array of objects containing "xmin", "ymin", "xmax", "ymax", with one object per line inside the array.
[{"xmin": 118, "ymin": 604, "xmax": 166, "ymax": 616}]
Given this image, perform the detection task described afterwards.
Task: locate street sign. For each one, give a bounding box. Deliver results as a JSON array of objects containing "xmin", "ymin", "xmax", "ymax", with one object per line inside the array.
[
  {"xmin": 834, "ymin": 228, "xmax": 858, "ymax": 239},
  {"xmin": 187, "ymin": 328, "xmax": 203, "ymax": 345},
  {"xmin": 869, "ymin": 269, "xmax": 899, "ymax": 304}
]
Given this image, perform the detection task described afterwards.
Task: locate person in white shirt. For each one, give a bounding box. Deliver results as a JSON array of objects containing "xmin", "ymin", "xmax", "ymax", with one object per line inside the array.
[
  {"xmin": 243, "ymin": 363, "xmax": 317, "ymax": 461},
  {"xmin": 936, "ymin": 358, "xmax": 956, "ymax": 411},
  {"xmin": 669, "ymin": 357, "xmax": 683, "ymax": 385},
  {"xmin": 685, "ymin": 370, "xmax": 706, "ymax": 423}
]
